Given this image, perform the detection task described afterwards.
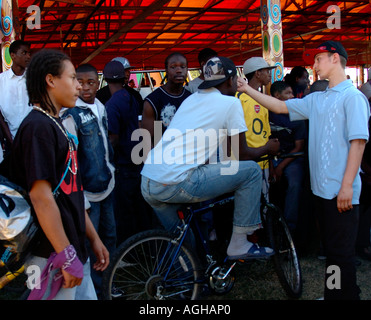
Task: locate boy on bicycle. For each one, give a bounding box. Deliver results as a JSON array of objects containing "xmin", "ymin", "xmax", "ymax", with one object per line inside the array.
[
  {"xmin": 141, "ymin": 56, "xmax": 279, "ymax": 260},
  {"xmin": 237, "ymin": 41, "xmax": 370, "ymax": 300}
]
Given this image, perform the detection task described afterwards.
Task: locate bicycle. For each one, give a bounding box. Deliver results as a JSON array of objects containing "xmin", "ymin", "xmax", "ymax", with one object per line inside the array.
[
  {"xmin": 101, "ymin": 153, "xmax": 303, "ymax": 300},
  {"xmin": 0, "ymin": 234, "xmax": 36, "ymax": 300},
  {"xmin": 0, "ymin": 259, "xmax": 30, "ymax": 300}
]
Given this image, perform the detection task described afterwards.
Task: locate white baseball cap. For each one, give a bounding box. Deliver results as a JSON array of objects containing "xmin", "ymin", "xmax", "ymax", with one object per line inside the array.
[{"xmin": 243, "ymin": 57, "xmax": 277, "ymax": 75}]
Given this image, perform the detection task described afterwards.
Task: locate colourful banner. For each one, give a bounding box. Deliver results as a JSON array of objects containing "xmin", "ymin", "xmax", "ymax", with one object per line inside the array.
[
  {"xmin": 260, "ymin": 0, "xmax": 284, "ymax": 82},
  {"xmin": 1, "ymin": 0, "xmax": 15, "ymax": 71}
]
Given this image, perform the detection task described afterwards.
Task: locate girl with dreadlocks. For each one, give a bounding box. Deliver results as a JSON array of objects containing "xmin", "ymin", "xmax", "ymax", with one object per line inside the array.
[{"xmin": 3, "ymin": 49, "xmax": 109, "ymax": 300}]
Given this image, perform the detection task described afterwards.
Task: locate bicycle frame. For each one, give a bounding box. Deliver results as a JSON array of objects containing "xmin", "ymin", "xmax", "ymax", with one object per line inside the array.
[
  {"xmin": 159, "ymin": 195, "xmax": 235, "ymax": 285},
  {"xmin": 158, "ymin": 154, "xmax": 304, "ymax": 298},
  {"xmin": 103, "ymin": 152, "xmax": 304, "ymax": 300},
  {"xmin": 0, "ymin": 263, "xmax": 24, "ymax": 290}
]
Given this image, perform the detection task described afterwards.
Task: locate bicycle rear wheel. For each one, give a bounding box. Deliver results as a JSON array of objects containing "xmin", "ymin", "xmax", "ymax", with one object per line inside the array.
[
  {"xmin": 101, "ymin": 229, "xmax": 202, "ymax": 300},
  {"xmin": 265, "ymin": 204, "xmax": 302, "ymax": 299}
]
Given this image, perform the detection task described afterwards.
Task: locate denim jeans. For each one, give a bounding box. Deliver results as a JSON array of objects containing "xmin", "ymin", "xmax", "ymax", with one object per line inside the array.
[
  {"xmin": 87, "ymin": 192, "xmax": 116, "ymax": 296},
  {"xmin": 25, "ymin": 256, "xmax": 97, "ymax": 300},
  {"xmin": 141, "ymin": 161, "xmax": 262, "ymax": 234},
  {"xmin": 272, "ymin": 157, "xmax": 305, "ymax": 231}
]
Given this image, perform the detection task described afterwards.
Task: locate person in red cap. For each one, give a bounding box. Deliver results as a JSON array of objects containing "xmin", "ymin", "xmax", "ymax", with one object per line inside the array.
[{"xmin": 237, "ymin": 41, "xmax": 370, "ymax": 300}]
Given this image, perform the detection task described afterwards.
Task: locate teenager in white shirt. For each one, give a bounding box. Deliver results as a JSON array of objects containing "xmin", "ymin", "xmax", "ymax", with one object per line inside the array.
[
  {"xmin": 0, "ymin": 40, "xmax": 31, "ymax": 141},
  {"xmin": 141, "ymin": 56, "xmax": 280, "ymax": 260}
]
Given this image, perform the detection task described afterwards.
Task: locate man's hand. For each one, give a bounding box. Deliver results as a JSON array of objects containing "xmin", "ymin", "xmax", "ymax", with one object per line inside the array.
[
  {"xmin": 61, "ymin": 269, "xmax": 83, "ymax": 288},
  {"xmin": 91, "ymin": 237, "xmax": 110, "ymax": 271},
  {"xmin": 236, "ymin": 77, "xmax": 289, "ymax": 114},
  {"xmin": 237, "ymin": 76, "xmax": 249, "ymax": 93},
  {"xmin": 337, "ymin": 184, "xmax": 353, "ymax": 213},
  {"xmin": 266, "ymin": 138, "xmax": 280, "ymax": 156}
]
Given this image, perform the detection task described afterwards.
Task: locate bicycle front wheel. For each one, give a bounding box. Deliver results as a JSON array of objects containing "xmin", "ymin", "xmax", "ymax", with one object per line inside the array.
[
  {"xmin": 266, "ymin": 204, "xmax": 302, "ymax": 299},
  {"xmin": 101, "ymin": 229, "xmax": 202, "ymax": 300}
]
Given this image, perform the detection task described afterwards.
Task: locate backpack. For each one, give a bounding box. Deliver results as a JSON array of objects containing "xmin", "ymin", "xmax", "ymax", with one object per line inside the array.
[{"xmin": 0, "ymin": 175, "xmax": 40, "ymax": 273}]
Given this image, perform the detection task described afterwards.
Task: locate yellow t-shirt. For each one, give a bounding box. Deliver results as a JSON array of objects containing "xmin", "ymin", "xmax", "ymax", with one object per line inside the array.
[{"xmin": 237, "ymin": 92, "xmax": 271, "ymax": 169}]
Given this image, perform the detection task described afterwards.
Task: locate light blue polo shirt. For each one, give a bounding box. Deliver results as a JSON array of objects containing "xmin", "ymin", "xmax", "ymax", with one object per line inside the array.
[{"xmin": 285, "ymin": 79, "xmax": 370, "ymax": 204}]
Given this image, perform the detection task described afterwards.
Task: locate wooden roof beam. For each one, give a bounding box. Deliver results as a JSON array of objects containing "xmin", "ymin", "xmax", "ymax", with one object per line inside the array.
[
  {"xmin": 123, "ymin": 0, "xmax": 225, "ymax": 56},
  {"xmin": 80, "ymin": 0, "xmax": 172, "ymax": 64},
  {"xmin": 63, "ymin": 0, "xmax": 106, "ymax": 49},
  {"xmin": 53, "ymin": 0, "xmax": 96, "ymax": 6},
  {"xmin": 134, "ymin": 0, "xmax": 258, "ymax": 63}
]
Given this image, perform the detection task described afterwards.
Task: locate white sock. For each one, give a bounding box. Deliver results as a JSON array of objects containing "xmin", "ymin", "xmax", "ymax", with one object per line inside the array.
[{"xmin": 227, "ymin": 232, "xmax": 253, "ymax": 257}]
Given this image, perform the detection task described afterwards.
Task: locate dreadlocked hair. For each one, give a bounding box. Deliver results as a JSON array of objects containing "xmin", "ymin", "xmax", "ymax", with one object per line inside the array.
[{"xmin": 26, "ymin": 49, "xmax": 71, "ymax": 115}]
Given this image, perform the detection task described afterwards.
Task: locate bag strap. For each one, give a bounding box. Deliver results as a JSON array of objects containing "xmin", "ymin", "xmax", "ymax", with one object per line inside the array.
[
  {"xmin": 52, "ymin": 131, "xmax": 79, "ymax": 196},
  {"xmin": 52, "ymin": 156, "xmax": 71, "ymax": 196},
  {"xmin": 32, "ymin": 107, "xmax": 79, "ymax": 197}
]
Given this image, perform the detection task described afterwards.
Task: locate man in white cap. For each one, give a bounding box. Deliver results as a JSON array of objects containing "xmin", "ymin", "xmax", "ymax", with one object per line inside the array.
[{"xmin": 237, "ymin": 57, "xmax": 277, "ymax": 199}]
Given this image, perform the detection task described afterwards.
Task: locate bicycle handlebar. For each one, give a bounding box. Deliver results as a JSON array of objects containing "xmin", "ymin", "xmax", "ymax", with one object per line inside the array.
[{"xmin": 256, "ymin": 151, "xmax": 305, "ymax": 162}]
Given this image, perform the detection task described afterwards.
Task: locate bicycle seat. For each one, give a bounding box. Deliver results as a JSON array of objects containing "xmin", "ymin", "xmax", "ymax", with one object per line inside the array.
[{"xmin": 176, "ymin": 193, "xmax": 235, "ymax": 221}]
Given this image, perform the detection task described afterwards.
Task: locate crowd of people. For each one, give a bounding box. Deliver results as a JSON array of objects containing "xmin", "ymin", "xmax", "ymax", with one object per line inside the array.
[{"xmin": 0, "ymin": 39, "xmax": 370, "ymax": 300}]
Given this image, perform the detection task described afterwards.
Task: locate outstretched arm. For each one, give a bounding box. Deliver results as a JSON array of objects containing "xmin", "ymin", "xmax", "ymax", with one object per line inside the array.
[{"xmin": 237, "ymin": 77, "xmax": 289, "ymax": 114}]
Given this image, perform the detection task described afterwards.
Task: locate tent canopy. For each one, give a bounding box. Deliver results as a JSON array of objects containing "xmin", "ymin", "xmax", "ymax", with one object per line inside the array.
[{"xmin": 15, "ymin": 0, "xmax": 371, "ymax": 70}]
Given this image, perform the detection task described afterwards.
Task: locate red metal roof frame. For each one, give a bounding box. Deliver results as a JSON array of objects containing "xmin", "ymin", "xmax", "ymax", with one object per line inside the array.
[{"xmin": 14, "ymin": 0, "xmax": 371, "ymax": 70}]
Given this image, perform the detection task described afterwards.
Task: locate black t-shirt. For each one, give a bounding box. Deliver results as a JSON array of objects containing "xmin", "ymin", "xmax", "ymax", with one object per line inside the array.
[
  {"xmin": 96, "ymin": 85, "xmax": 111, "ymax": 105},
  {"xmin": 97, "ymin": 84, "xmax": 144, "ymax": 114},
  {"xmin": 106, "ymin": 88, "xmax": 140, "ymax": 166},
  {"xmin": 145, "ymin": 86, "xmax": 192, "ymax": 133},
  {"xmin": 4, "ymin": 110, "xmax": 88, "ymax": 262}
]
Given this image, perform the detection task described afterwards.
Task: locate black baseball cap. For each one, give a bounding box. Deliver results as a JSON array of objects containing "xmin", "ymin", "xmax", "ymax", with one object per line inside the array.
[
  {"xmin": 103, "ymin": 60, "xmax": 126, "ymax": 80},
  {"xmin": 303, "ymin": 41, "xmax": 348, "ymax": 65},
  {"xmin": 198, "ymin": 56, "xmax": 237, "ymax": 89}
]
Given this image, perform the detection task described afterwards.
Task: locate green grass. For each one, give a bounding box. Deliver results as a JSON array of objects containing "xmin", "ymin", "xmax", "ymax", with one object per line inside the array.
[
  {"xmin": 208, "ymin": 254, "xmax": 371, "ymax": 300},
  {"xmin": 1, "ymin": 253, "xmax": 370, "ymax": 301}
]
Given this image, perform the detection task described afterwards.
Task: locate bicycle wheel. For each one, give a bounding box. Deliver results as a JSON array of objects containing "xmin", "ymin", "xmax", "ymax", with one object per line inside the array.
[
  {"xmin": 101, "ymin": 229, "xmax": 202, "ymax": 300},
  {"xmin": 265, "ymin": 204, "xmax": 302, "ymax": 299}
]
